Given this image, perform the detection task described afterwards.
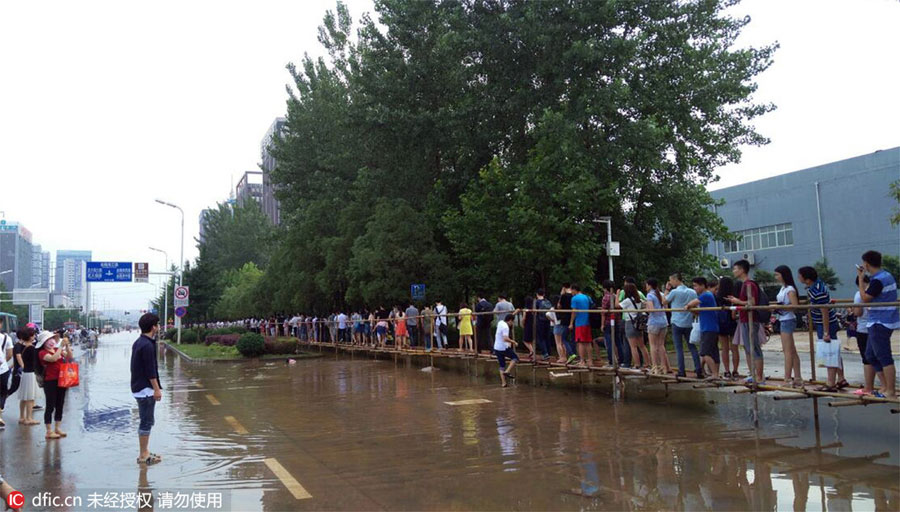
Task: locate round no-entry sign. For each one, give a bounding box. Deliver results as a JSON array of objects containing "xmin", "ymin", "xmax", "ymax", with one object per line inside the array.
[
  {"xmin": 175, "ymin": 306, "xmax": 187, "ymax": 318},
  {"xmin": 174, "ymin": 286, "xmax": 189, "ymax": 300}
]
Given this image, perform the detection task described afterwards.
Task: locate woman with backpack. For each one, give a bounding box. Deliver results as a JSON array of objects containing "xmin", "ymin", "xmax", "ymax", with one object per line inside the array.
[
  {"xmin": 619, "ymin": 283, "xmax": 651, "ymax": 371},
  {"xmin": 37, "ymin": 330, "xmax": 73, "ymax": 439},
  {"xmin": 774, "ymin": 265, "xmax": 803, "ymax": 388}
]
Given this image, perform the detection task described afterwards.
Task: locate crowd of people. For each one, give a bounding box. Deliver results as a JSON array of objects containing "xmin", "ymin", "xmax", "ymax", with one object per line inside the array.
[
  {"xmin": 196, "ymin": 250, "xmax": 897, "ymax": 397},
  {"xmin": 0, "ymin": 321, "xmax": 75, "ymax": 437}
]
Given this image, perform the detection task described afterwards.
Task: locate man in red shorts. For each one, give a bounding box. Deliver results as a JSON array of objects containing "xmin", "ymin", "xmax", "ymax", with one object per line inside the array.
[{"xmin": 568, "ymin": 284, "xmax": 594, "ymax": 367}]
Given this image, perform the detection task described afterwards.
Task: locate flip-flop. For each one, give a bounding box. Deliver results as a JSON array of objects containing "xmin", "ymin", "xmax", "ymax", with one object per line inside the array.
[{"xmin": 853, "ymin": 388, "xmax": 871, "ymax": 396}]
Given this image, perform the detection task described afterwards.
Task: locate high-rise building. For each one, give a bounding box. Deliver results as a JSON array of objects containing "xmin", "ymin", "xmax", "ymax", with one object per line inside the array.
[
  {"xmin": 199, "ymin": 209, "xmax": 213, "ymax": 244},
  {"xmin": 236, "ymin": 171, "xmax": 264, "ymax": 207},
  {"xmin": 32, "ymin": 244, "xmax": 45, "ymax": 287},
  {"xmin": 55, "ymin": 250, "xmax": 91, "ymax": 310},
  {"xmin": 261, "ymin": 117, "xmax": 286, "ymax": 226},
  {"xmin": 41, "ymin": 251, "xmax": 50, "ymax": 288},
  {"xmin": 0, "ymin": 219, "xmax": 34, "ymax": 290}
]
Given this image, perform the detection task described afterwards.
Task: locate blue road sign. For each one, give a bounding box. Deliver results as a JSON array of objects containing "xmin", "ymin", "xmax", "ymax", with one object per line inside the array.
[
  {"xmin": 175, "ymin": 306, "xmax": 187, "ymax": 318},
  {"xmin": 86, "ymin": 262, "xmax": 133, "ymax": 282},
  {"xmin": 410, "ymin": 284, "xmax": 426, "ymax": 301}
]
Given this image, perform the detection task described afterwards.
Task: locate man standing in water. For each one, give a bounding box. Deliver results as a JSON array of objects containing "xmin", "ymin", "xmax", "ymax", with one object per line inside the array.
[
  {"xmin": 131, "ymin": 313, "xmax": 163, "ymax": 465},
  {"xmin": 494, "ymin": 314, "xmax": 518, "ymax": 387}
]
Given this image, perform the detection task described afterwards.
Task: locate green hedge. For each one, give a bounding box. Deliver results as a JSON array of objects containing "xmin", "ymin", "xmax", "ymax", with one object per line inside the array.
[{"xmin": 237, "ymin": 332, "xmax": 265, "ymax": 358}]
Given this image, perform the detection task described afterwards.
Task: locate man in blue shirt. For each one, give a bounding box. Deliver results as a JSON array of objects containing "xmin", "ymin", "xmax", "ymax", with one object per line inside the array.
[
  {"xmin": 798, "ymin": 266, "xmax": 846, "ymax": 390},
  {"xmin": 665, "ymin": 273, "xmax": 702, "ymax": 378},
  {"xmin": 857, "ymin": 250, "xmax": 899, "ymax": 398},
  {"xmin": 687, "ymin": 277, "xmax": 720, "ymax": 379},
  {"xmin": 568, "ymin": 284, "xmax": 593, "ymax": 367}
]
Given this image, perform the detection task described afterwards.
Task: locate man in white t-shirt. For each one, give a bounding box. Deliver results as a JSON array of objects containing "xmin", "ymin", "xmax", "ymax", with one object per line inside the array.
[
  {"xmin": 494, "ymin": 314, "xmax": 518, "ymax": 387},
  {"xmin": 434, "ymin": 301, "xmax": 448, "ymax": 349}
]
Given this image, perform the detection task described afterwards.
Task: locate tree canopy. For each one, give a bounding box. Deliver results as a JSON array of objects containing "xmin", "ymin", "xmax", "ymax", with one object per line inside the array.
[{"xmin": 209, "ymin": 0, "xmax": 779, "ymax": 314}]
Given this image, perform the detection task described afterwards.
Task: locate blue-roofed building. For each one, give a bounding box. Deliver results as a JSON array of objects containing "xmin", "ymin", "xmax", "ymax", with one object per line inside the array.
[{"xmin": 707, "ymin": 147, "xmax": 900, "ymax": 299}]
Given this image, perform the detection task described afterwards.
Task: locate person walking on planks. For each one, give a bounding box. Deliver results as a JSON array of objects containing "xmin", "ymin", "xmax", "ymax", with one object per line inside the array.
[
  {"xmin": 494, "ymin": 314, "xmax": 518, "ymax": 387},
  {"xmin": 798, "ymin": 266, "xmax": 847, "ymax": 391},
  {"xmin": 726, "ymin": 259, "xmax": 765, "ymax": 385},
  {"xmin": 687, "ymin": 277, "xmax": 720, "ymax": 379},
  {"xmin": 856, "ymin": 250, "xmax": 898, "ymax": 399}
]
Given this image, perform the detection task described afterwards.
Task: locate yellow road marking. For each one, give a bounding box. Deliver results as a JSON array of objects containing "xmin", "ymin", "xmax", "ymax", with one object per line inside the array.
[
  {"xmin": 264, "ymin": 458, "xmax": 312, "ymax": 500},
  {"xmin": 205, "ymin": 394, "xmax": 221, "ymax": 406},
  {"xmin": 444, "ymin": 398, "xmax": 492, "ymax": 406},
  {"xmin": 224, "ymin": 416, "xmax": 248, "ymax": 434}
]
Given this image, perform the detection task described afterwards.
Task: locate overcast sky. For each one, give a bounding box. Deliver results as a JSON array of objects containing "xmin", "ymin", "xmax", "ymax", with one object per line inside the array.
[{"xmin": 1, "ymin": 0, "xmax": 897, "ymax": 310}]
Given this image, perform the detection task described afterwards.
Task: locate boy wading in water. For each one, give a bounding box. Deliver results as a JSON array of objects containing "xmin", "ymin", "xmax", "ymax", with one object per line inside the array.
[{"xmin": 494, "ymin": 314, "xmax": 519, "ymax": 387}]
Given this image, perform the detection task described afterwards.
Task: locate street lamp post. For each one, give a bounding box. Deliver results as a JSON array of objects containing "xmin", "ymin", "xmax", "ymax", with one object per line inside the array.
[
  {"xmin": 155, "ymin": 199, "xmax": 184, "ymax": 344},
  {"xmin": 594, "ymin": 216, "xmax": 615, "ymax": 282},
  {"xmin": 148, "ymin": 246, "xmax": 169, "ymax": 334}
]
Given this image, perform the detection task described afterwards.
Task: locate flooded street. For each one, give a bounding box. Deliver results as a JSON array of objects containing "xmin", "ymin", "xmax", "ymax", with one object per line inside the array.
[{"xmin": 2, "ymin": 331, "xmax": 898, "ymax": 511}]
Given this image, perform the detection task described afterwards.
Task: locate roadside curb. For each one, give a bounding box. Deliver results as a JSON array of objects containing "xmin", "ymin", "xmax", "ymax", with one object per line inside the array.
[{"xmin": 161, "ymin": 341, "xmax": 324, "ymax": 364}]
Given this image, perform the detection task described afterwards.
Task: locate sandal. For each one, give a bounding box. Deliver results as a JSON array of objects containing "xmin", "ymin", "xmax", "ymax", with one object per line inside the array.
[
  {"xmin": 836, "ymin": 379, "xmax": 849, "ymax": 389},
  {"xmin": 55, "ymin": 430, "xmax": 67, "ymax": 437},
  {"xmin": 815, "ymin": 385, "xmax": 837, "ymax": 392},
  {"xmin": 137, "ymin": 454, "xmax": 162, "ymax": 465},
  {"xmin": 45, "ymin": 432, "xmax": 61, "ymax": 440},
  {"xmin": 853, "ymin": 388, "xmax": 872, "ymax": 396}
]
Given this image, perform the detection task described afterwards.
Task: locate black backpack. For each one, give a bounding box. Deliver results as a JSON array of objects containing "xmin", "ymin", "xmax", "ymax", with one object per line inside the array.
[{"xmin": 755, "ymin": 287, "xmax": 771, "ymax": 325}]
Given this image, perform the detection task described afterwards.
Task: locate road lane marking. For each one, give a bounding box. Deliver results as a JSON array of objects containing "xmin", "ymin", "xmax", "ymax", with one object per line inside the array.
[
  {"xmin": 444, "ymin": 399, "xmax": 492, "ymax": 406},
  {"xmin": 264, "ymin": 458, "xmax": 312, "ymax": 500},
  {"xmin": 224, "ymin": 416, "xmax": 248, "ymax": 434},
  {"xmin": 206, "ymin": 394, "xmax": 221, "ymax": 406}
]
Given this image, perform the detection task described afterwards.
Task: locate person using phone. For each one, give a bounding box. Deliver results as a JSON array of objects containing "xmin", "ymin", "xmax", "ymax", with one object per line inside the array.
[{"xmin": 38, "ymin": 330, "xmax": 73, "ymax": 440}]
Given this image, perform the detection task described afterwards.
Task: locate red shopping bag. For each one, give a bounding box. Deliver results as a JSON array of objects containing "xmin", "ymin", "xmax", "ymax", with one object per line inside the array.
[{"xmin": 59, "ymin": 360, "xmax": 80, "ymax": 388}]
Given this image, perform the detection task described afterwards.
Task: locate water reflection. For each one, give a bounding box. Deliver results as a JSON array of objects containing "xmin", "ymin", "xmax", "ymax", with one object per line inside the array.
[
  {"xmin": 256, "ymin": 357, "xmax": 893, "ymax": 509},
  {"xmin": 8, "ymin": 332, "xmax": 894, "ymax": 511}
]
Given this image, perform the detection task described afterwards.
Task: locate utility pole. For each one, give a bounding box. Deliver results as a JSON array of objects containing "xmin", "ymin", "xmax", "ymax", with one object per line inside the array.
[
  {"xmin": 155, "ymin": 199, "xmax": 184, "ymax": 344},
  {"xmin": 149, "ymin": 247, "xmax": 169, "ymax": 333}
]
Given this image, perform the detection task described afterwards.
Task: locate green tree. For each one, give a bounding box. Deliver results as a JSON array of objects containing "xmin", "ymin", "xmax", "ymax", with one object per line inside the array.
[
  {"xmin": 183, "ymin": 201, "xmax": 274, "ymax": 321},
  {"xmin": 215, "ymin": 262, "xmax": 264, "ymax": 319},
  {"xmin": 813, "ymin": 258, "xmax": 841, "ymax": 291},
  {"xmin": 882, "ymin": 254, "xmax": 900, "ymax": 280},
  {"xmin": 261, "ymin": 0, "xmax": 776, "ymax": 311},
  {"xmin": 201, "ymin": 201, "xmax": 273, "ymax": 272},
  {"xmin": 890, "ymin": 180, "xmax": 900, "ymax": 226}
]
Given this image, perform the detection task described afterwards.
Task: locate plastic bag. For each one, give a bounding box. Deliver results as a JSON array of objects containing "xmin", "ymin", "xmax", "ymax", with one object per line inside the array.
[
  {"xmin": 59, "ymin": 360, "xmax": 80, "ymax": 388},
  {"xmin": 689, "ymin": 321, "xmax": 701, "ymax": 345}
]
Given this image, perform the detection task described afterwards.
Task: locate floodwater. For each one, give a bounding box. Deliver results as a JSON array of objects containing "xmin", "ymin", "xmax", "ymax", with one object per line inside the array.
[{"xmin": 1, "ymin": 331, "xmax": 898, "ymax": 511}]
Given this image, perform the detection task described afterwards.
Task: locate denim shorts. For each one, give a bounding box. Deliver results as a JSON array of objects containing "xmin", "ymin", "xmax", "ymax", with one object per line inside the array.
[
  {"xmin": 779, "ymin": 318, "xmax": 796, "ymax": 334},
  {"xmin": 553, "ymin": 325, "xmax": 567, "ymax": 336},
  {"xmin": 739, "ymin": 322, "xmax": 763, "ymax": 359},
  {"xmin": 136, "ymin": 396, "xmax": 156, "ymax": 436},
  {"xmin": 494, "ymin": 347, "xmax": 519, "ymax": 370},
  {"xmin": 866, "ymin": 324, "xmax": 895, "ymax": 372},
  {"xmin": 648, "ymin": 324, "xmax": 667, "ymax": 336}
]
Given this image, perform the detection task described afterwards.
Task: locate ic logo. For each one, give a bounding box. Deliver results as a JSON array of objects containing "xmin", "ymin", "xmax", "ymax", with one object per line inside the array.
[{"xmin": 6, "ymin": 490, "xmax": 24, "ymax": 509}]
